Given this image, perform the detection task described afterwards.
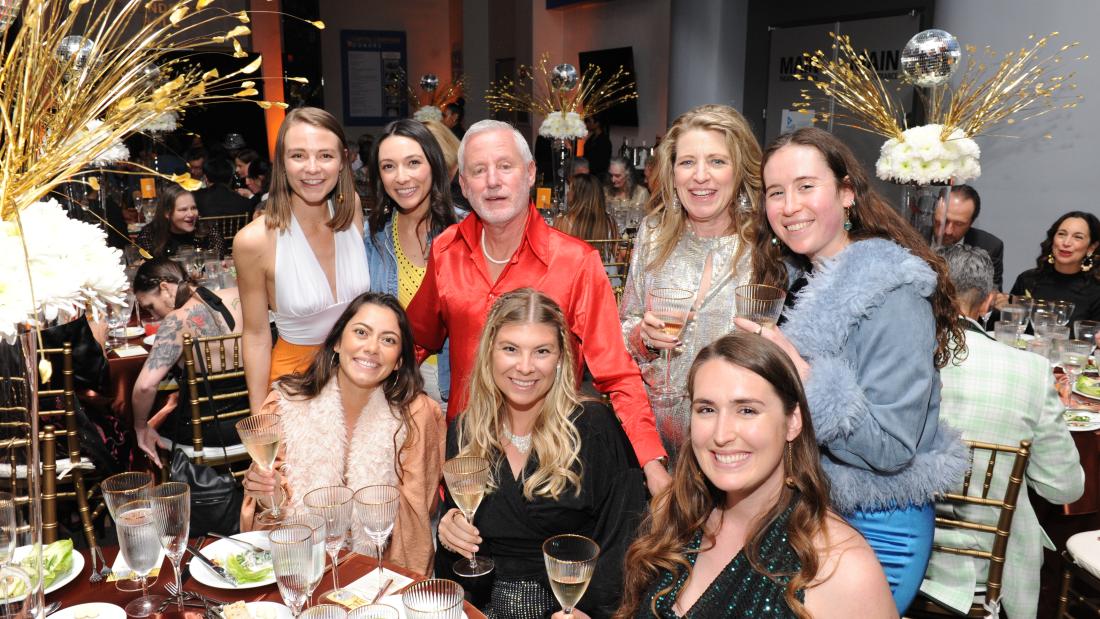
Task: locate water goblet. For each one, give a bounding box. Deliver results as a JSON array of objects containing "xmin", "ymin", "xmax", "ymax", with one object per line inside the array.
[
  {"xmin": 1047, "ymin": 325, "xmax": 1071, "ymax": 341},
  {"xmin": 270, "ymin": 524, "xmax": 314, "ymax": 617},
  {"xmin": 303, "ymin": 486, "xmax": 355, "ymax": 603},
  {"xmin": 283, "ymin": 513, "xmax": 327, "ymax": 608},
  {"xmin": 102, "ymin": 471, "xmax": 154, "ymax": 592},
  {"xmin": 442, "ymin": 456, "xmax": 494, "ymax": 578},
  {"xmin": 150, "ymin": 482, "xmax": 189, "ymax": 611},
  {"xmin": 993, "ymin": 322, "xmax": 1020, "ymax": 348},
  {"xmin": 1052, "ymin": 300, "xmax": 1075, "ymax": 327},
  {"xmin": 352, "ymin": 485, "xmax": 399, "ymax": 593},
  {"xmin": 402, "ymin": 579, "xmax": 464, "ymax": 619},
  {"xmin": 999, "ymin": 304, "xmax": 1029, "ymax": 334},
  {"xmin": 116, "ymin": 499, "xmax": 167, "ymax": 617},
  {"xmin": 1074, "ymin": 320, "xmax": 1100, "ymax": 353},
  {"xmin": 1062, "ymin": 340, "xmax": 1094, "ymax": 386},
  {"xmin": 236, "ymin": 413, "xmax": 285, "ymax": 525},
  {"xmin": 646, "ymin": 287, "xmax": 695, "ymax": 395},
  {"xmin": 543, "ymin": 534, "xmax": 600, "ymax": 617},
  {"xmin": 734, "ymin": 284, "xmax": 787, "ymax": 330}
]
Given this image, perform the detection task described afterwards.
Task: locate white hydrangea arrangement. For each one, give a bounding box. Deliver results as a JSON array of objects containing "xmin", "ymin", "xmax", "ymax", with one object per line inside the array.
[
  {"xmin": 875, "ymin": 124, "xmax": 981, "ymax": 185},
  {"xmin": 413, "ymin": 105, "xmax": 443, "ymax": 122},
  {"xmin": 76, "ymin": 120, "xmax": 131, "ymax": 166},
  {"xmin": 538, "ymin": 111, "xmax": 587, "ymax": 140},
  {"xmin": 144, "ymin": 110, "xmax": 179, "ymax": 134},
  {"xmin": 0, "ymin": 200, "xmax": 128, "ymax": 343}
]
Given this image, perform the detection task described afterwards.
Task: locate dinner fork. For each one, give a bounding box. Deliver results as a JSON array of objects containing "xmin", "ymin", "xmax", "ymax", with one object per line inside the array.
[
  {"xmin": 93, "ymin": 546, "xmax": 112, "ymax": 581},
  {"xmin": 87, "ymin": 545, "xmax": 101, "ymax": 584}
]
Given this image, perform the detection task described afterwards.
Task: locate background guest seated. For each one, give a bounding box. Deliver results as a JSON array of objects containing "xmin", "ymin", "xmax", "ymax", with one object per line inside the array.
[
  {"xmin": 135, "ymin": 184, "xmax": 225, "ymax": 258},
  {"xmin": 195, "ymin": 156, "xmax": 253, "ymax": 217},
  {"xmin": 1008, "ymin": 210, "xmax": 1100, "ymax": 326}
]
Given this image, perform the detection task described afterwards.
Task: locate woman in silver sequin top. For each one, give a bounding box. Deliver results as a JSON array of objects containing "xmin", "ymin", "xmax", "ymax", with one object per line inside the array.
[{"xmin": 619, "ymin": 104, "xmax": 761, "ymax": 457}]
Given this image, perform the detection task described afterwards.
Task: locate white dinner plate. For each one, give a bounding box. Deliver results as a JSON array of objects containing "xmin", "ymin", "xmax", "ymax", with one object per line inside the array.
[
  {"xmin": 8, "ymin": 542, "xmax": 84, "ymax": 597},
  {"xmin": 50, "ymin": 602, "xmax": 125, "ymax": 619},
  {"xmin": 1064, "ymin": 409, "xmax": 1100, "ymax": 432},
  {"xmin": 222, "ymin": 601, "xmax": 293, "ymax": 619},
  {"xmin": 188, "ymin": 531, "xmax": 274, "ymax": 590},
  {"xmin": 143, "ymin": 334, "xmax": 156, "ymax": 347},
  {"xmin": 109, "ymin": 326, "xmax": 145, "ymax": 339}
]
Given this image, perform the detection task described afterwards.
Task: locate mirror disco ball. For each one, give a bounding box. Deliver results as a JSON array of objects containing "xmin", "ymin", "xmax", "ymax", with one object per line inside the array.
[
  {"xmin": 901, "ymin": 29, "xmax": 962, "ymax": 88},
  {"xmin": 419, "ymin": 74, "xmax": 439, "ymax": 92},
  {"xmin": 550, "ymin": 64, "xmax": 579, "ymax": 91}
]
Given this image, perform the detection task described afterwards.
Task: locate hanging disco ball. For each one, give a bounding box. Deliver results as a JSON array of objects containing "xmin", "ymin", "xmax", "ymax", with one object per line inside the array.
[
  {"xmin": 901, "ymin": 29, "xmax": 962, "ymax": 88},
  {"xmin": 550, "ymin": 63, "xmax": 579, "ymax": 91},
  {"xmin": 419, "ymin": 74, "xmax": 439, "ymax": 92},
  {"xmin": 141, "ymin": 63, "xmax": 162, "ymax": 87},
  {"xmin": 56, "ymin": 35, "xmax": 96, "ymax": 71},
  {"xmin": 0, "ymin": 0, "xmax": 22, "ymax": 35}
]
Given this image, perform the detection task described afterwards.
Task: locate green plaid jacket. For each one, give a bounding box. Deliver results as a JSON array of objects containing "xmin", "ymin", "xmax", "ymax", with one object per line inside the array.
[{"xmin": 920, "ymin": 322, "xmax": 1084, "ymax": 618}]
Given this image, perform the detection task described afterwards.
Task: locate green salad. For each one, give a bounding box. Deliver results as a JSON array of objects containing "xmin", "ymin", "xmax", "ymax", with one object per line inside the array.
[
  {"xmin": 0, "ymin": 539, "xmax": 73, "ymax": 598},
  {"xmin": 223, "ymin": 550, "xmax": 272, "ymax": 584},
  {"xmin": 1076, "ymin": 374, "xmax": 1100, "ymax": 398}
]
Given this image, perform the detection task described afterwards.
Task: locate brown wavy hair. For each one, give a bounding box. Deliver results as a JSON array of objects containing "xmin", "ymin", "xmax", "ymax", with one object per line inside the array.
[
  {"xmin": 642, "ymin": 104, "xmax": 762, "ymax": 274},
  {"xmin": 616, "ymin": 333, "xmax": 832, "ymax": 618},
  {"xmin": 555, "ymin": 174, "xmax": 619, "ymax": 254},
  {"xmin": 277, "ymin": 292, "xmax": 424, "ymax": 482},
  {"xmin": 749, "ymin": 127, "xmax": 964, "ymax": 368},
  {"xmin": 1032, "ymin": 211, "xmax": 1100, "ymax": 281}
]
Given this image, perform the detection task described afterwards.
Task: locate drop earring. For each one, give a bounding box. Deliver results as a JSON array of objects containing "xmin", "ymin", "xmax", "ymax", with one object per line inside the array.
[
  {"xmin": 1047, "ymin": 253, "xmax": 1055, "ymax": 265},
  {"xmin": 784, "ymin": 441, "xmax": 796, "ymax": 488},
  {"xmin": 1083, "ymin": 253, "xmax": 1095, "ymax": 272},
  {"xmin": 670, "ymin": 195, "xmax": 681, "ymax": 213},
  {"xmin": 843, "ymin": 202, "xmax": 854, "ymax": 231},
  {"xmin": 771, "ymin": 235, "xmax": 780, "ymax": 247}
]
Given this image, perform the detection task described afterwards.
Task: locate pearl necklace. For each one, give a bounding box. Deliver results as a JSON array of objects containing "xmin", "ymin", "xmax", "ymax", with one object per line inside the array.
[
  {"xmin": 481, "ymin": 229, "xmax": 513, "ymax": 265},
  {"xmin": 503, "ymin": 423, "xmax": 532, "ymax": 455}
]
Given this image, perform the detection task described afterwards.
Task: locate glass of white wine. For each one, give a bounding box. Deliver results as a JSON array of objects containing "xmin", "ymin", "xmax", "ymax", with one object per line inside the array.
[
  {"xmin": 734, "ymin": 284, "xmax": 787, "ymax": 331},
  {"xmin": 236, "ymin": 412, "xmax": 285, "ymax": 525},
  {"xmin": 352, "ymin": 485, "xmax": 400, "ymax": 592},
  {"xmin": 543, "ymin": 534, "xmax": 600, "ymax": 617},
  {"xmin": 442, "ymin": 456, "xmax": 494, "ymax": 578},
  {"xmin": 270, "ymin": 524, "xmax": 314, "ymax": 617},
  {"xmin": 116, "ymin": 499, "xmax": 167, "ymax": 618},
  {"xmin": 303, "ymin": 485, "xmax": 355, "ymax": 604},
  {"xmin": 401, "ymin": 579, "xmax": 464, "ymax": 619},
  {"xmin": 646, "ymin": 287, "xmax": 695, "ymax": 395}
]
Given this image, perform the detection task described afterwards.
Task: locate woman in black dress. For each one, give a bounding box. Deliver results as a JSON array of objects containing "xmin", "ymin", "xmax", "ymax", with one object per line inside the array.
[
  {"xmin": 1010, "ymin": 211, "xmax": 1100, "ymax": 326},
  {"xmin": 135, "ymin": 184, "xmax": 225, "ymax": 258},
  {"xmin": 436, "ymin": 288, "xmax": 647, "ymax": 619}
]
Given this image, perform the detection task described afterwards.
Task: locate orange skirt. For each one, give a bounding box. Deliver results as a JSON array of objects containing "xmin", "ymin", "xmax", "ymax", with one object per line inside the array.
[{"xmin": 269, "ymin": 338, "xmax": 320, "ymax": 384}]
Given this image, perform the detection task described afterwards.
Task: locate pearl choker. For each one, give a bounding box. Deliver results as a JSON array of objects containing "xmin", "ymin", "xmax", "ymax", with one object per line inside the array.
[
  {"xmin": 503, "ymin": 424, "xmax": 532, "ymax": 454},
  {"xmin": 481, "ymin": 229, "xmax": 513, "ymax": 265}
]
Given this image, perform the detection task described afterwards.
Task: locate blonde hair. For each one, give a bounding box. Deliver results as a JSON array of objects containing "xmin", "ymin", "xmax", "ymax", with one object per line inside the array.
[
  {"xmin": 265, "ymin": 107, "xmax": 357, "ymax": 232},
  {"xmin": 644, "ymin": 104, "xmax": 762, "ymax": 273},
  {"xmin": 421, "ymin": 119, "xmax": 461, "ymax": 177},
  {"xmin": 455, "ymin": 288, "xmax": 583, "ymax": 501}
]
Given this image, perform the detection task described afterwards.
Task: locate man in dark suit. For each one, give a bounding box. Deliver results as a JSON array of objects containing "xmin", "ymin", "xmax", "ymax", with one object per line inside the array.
[
  {"xmin": 935, "ymin": 184, "xmax": 1005, "ymax": 290},
  {"xmin": 194, "ymin": 157, "xmax": 252, "ymax": 217}
]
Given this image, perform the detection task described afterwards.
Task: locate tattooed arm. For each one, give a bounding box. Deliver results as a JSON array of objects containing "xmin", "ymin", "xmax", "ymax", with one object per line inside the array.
[{"xmin": 133, "ymin": 312, "xmax": 185, "ymax": 467}]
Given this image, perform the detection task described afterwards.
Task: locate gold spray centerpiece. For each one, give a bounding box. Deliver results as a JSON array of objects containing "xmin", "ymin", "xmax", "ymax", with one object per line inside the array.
[{"xmin": 389, "ymin": 69, "xmax": 465, "ymax": 123}]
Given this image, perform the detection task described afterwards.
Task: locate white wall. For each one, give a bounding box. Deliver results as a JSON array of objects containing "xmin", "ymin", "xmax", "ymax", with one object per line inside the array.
[
  {"xmin": 935, "ymin": 0, "xmax": 1100, "ymax": 287},
  {"xmin": 318, "ymin": 0, "xmax": 453, "ymax": 138}
]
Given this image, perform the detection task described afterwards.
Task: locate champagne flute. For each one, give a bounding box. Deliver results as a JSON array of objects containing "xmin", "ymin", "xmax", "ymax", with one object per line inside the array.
[
  {"xmin": 0, "ymin": 493, "xmax": 15, "ymax": 569},
  {"xmin": 116, "ymin": 499, "xmax": 166, "ymax": 617},
  {"xmin": 303, "ymin": 486, "xmax": 354, "ymax": 603},
  {"xmin": 150, "ymin": 482, "xmax": 189, "ymax": 611},
  {"xmin": 543, "ymin": 534, "xmax": 600, "ymax": 616},
  {"xmin": 283, "ymin": 513, "xmax": 327, "ymax": 608},
  {"xmin": 270, "ymin": 524, "xmax": 314, "ymax": 617},
  {"xmin": 102, "ymin": 471, "xmax": 154, "ymax": 592},
  {"xmin": 401, "ymin": 579, "xmax": 464, "ymax": 619},
  {"xmin": 352, "ymin": 485, "xmax": 399, "ymax": 593},
  {"xmin": 236, "ymin": 413, "xmax": 285, "ymax": 525},
  {"xmin": 348, "ymin": 605, "xmax": 399, "ymax": 619},
  {"xmin": 442, "ymin": 456, "xmax": 493, "ymax": 578},
  {"xmin": 734, "ymin": 284, "xmax": 787, "ymax": 330},
  {"xmin": 646, "ymin": 287, "xmax": 695, "ymax": 395}
]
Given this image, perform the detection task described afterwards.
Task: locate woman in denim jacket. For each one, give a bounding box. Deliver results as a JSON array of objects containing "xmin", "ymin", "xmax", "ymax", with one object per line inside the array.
[{"xmin": 365, "ymin": 119, "xmax": 462, "ymax": 406}]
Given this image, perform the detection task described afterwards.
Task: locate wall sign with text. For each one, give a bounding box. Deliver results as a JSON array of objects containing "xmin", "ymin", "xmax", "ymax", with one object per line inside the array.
[{"xmin": 340, "ymin": 30, "xmax": 407, "ymax": 126}]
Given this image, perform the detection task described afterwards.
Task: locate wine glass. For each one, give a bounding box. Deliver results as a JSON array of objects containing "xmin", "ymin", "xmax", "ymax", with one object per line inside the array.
[
  {"xmin": 270, "ymin": 524, "xmax": 314, "ymax": 617},
  {"xmin": 1031, "ymin": 300, "xmax": 1054, "ymax": 335},
  {"xmin": 283, "ymin": 513, "xmax": 327, "ymax": 608},
  {"xmin": 236, "ymin": 413, "xmax": 285, "ymax": 525},
  {"xmin": 352, "ymin": 485, "xmax": 399, "ymax": 592},
  {"xmin": 543, "ymin": 534, "xmax": 600, "ymax": 617},
  {"xmin": 150, "ymin": 482, "xmax": 189, "ymax": 611},
  {"xmin": 299, "ymin": 604, "xmax": 348, "ymax": 619},
  {"xmin": 442, "ymin": 456, "xmax": 494, "ymax": 578},
  {"xmin": 348, "ymin": 605, "xmax": 399, "ymax": 619},
  {"xmin": 303, "ymin": 486, "xmax": 354, "ymax": 603},
  {"xmin": 401, "ymin": 579, "xmax": 464, "ymax": 619},
  {"xmin": 734, "ymin": 284, "xmax": 787, "ymax": 330},
  {"xmin": 999, "ymin": 304, "xmax": 1030, "ymax": 335},
  {"xmin": 646, "ymin": 287, "xmax": 696, "ymax": 395},
  {"xmin": 0, "ymin": 493, "xmax": 15, "ymax": 570},
  {"xmin": 1062, "ymin": 340, "xmax": 1094, "ymax": 386},
  {"xmin": 1052, "ymin": 301, "xmax": 1075, "ymax": 328},
  {"xmin": 106, "ymin": 294, "xmax": 135, "ymax": 350},
  {"xmin": 116, "ymin": 499, "xmax": 167, "ymax": 617},
  {"xmin": 102, "ymin": 471, "xmax": 155, "ymax": 592},
  {"xmin": 1075, "ymin": 320, "xmax": 1100, "ymax": 353}
]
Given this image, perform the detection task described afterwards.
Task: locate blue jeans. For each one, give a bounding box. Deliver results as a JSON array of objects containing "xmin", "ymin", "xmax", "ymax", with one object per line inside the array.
[{"xmin": 846, "ymin": 503, "xmax": 934, "ymax": 615}]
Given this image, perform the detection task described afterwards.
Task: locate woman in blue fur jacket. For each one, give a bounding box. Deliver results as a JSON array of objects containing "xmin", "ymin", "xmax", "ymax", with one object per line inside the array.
[{"xmin": 735, "ymin": 127, "xmax": 968, "ymax": 614}]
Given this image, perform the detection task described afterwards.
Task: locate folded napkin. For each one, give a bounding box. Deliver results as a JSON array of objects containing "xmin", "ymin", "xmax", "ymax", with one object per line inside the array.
[
  {"xmin": 328, "ymin": 567, "xmax": 415, "ymax": 610},
  {"xmin": 108, "ymin": 547, "xmax": 165, "ymax": 581},
  {"xmin": 112, "ymin": 345, "xmax": 147, "ymax": 358}
]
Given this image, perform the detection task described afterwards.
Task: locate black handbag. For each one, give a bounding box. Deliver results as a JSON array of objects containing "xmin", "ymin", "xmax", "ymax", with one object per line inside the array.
[{"xmin": 167, "ymin": 446, "xmax": 242, "ymax": 536}]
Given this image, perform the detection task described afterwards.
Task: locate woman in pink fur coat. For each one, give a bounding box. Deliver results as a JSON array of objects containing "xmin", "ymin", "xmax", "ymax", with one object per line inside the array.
[{"xmin": 240, "ymin": 291, "xmax": 445, "ymax": 574}]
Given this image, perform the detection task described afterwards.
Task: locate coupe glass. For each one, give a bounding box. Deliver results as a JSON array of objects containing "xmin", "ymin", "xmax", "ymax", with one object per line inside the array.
[
  {"xmin": 116, "ymin": 499, "xmax": 166, "ymax": 617},
  {"xmin": 1052, "ymin": 301, "xmax": 1075, "ymax": 327},
  {"xmin": 0, "ymin": 493, "xmax": 15, "ymax": 569},
  {"xmin": 303, "ymin": 486, "xmax": 354, "ymax": 603},
  {"xmin": 348, "ymin": 605, "xmax": 399, "ymax": 619},
  {"xmin": 299, "ymin": 604, "xmax": 348, "ymax": 619},
  {"xmin": 102, "ymin": 471, "xmax": 155, "ymax": 592},
  {"xmin": 1075, "ymin": 320, "xmax": 1100, "ymax": 352},
  {"xmin": 543, "ymin": 534, "xmax": 600, "ymax": 616},
  {"xmin": 401, "ymin": 579, "xmax": 464, "ymax": 619},
  {"xmin": 646, "ymin": 287, "xmax": 695, "ymax": 395},
  {"xmin": 150, "ymin": 482, "xmax": 189, "ymax": 611},
  {"xmin": 270, "ymin": 524, "xmax": 314, "ymax": 617},
  {"xmin": 442, "ymin": 456, "xmax": 494, "ymax": 578},
  {"xmin": 734, "ymin": 284, "xmax": 787, "ymax": 330},
  {"xmin": 236, "ymin": 413, "xmax": 285, "ymax": 525},
  {"xmin": 283, "ymin": 513, "xmax": 327, "ymax": 607},
  {"xmin": 352, "ymin": 485, "xmax": 399, "ymax": 592}
]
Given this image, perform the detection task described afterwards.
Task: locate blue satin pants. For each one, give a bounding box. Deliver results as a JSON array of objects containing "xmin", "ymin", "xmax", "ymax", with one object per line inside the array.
[{"xmin": 846, "ymin": 503, "xmax": 934, "ymax": 615}]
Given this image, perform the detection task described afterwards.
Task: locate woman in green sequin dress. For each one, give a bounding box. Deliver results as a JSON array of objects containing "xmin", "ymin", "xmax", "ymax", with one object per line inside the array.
[{"xmin": 561, "ymin": 333, "xmax": 895, "ymax": 619}]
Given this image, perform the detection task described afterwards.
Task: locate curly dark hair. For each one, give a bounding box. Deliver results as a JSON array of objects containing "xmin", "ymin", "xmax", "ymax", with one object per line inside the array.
[{"xmin": 1032, "ymin": 211, "xmax": 1100, "ymax": 280}]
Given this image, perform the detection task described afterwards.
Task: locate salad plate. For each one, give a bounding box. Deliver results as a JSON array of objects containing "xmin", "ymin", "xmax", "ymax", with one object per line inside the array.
[
  {"xmin": 9, "ymin": 540, "xmax": 83, "ymax": 597},
  {"xmin": 1064, "ymin": 410, "xmax": 1100, "ymax": 432},
  {"xmin": 188, "ymin": 531, "xmax": 274, "ymax": 589},
  {"xmin": 220, "ymin": 601, "xmax": 293, "ymax": 619},
  {"xmin": 1073, "ymin": 374, "xmax": 1100, "ymax": 402}
]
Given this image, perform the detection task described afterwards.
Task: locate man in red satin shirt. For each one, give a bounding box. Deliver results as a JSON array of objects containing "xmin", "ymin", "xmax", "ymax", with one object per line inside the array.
[{"xmin": 406, "ymin": 119, "xmax": 671, "ymax": 492}]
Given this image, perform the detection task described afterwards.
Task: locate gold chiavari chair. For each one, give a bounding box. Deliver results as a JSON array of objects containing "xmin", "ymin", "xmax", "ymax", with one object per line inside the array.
[
  {"xmin": 174, "ymin": 333, "xmax": 251, "ymax": 476},
  {"xmin": 0, "ymin": 376, "xmax": 59, "ymax": 544},
  {"xmin": 202, "ymin": 214, "xmax": 250, "ymax": 249},
  {"xmin": 584, "ymin": 237, "xmax": 634, "ymax": 304}
]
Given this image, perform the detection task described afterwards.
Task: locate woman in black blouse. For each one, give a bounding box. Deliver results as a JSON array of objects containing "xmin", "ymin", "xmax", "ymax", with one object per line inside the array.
[
  {"xmin": 1010, "ymin": 211, "xmax": 1100, "ymax": 326},
  {"xmin": 436, "ymin": 288, "xmax": 647, "ymax": 619},
  {"xmin": 135, "ymin": 184, "xmax": 226, "ymax": 258}
]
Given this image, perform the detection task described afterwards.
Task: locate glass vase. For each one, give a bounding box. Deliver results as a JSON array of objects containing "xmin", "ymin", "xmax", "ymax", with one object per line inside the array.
[
  {"xmin": 550, "ymin": 138, "xmax": 575, "ymax": 216},
  {"xmin": 899, "ymin": 183, "xmax": 951, "ymax": 248}
]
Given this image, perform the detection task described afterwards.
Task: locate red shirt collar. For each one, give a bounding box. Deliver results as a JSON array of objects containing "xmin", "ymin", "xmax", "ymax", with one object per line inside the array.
[{"xmin": 455, "ymin": 203, "xmax": 551, "ymax": 267}]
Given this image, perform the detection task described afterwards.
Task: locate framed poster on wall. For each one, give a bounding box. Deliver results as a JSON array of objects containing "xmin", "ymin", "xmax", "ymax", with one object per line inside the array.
[{"xmin": 340, "ymin": 30, "xmax": 407, "ymax": 126}]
